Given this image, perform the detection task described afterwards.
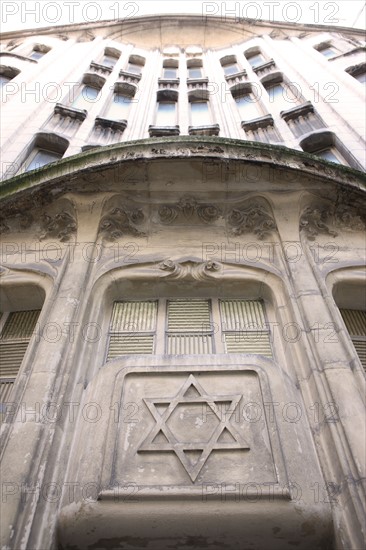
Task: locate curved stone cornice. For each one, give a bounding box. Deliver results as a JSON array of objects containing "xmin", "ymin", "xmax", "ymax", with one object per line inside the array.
[
  {"xmin": 1, "ymin": 14, "xmax": 364, "ymax": 44},
  {"xmin": 0, "ymin": 138, "xmax": 365, "ymax": 209}
]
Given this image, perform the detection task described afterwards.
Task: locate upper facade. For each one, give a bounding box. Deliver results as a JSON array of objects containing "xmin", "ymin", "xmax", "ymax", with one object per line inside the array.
[
  {"xmin": 0, "ymin": 15, "xmax": 366, "ymax": 550},
  {"xmin": 1, "ymin": 15, "xmax": 365, "ymax": 179}
]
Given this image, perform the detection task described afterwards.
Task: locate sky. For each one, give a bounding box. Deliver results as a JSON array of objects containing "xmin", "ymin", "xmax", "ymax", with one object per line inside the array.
[{"xmin": 1, "ymin": 0, "xmax": 365, "ymax": 33}]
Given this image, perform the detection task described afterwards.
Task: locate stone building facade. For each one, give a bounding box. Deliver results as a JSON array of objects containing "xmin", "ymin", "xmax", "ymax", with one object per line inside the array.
[{"xmin": 0, "ymin": 14, "xmax": 365, "ymax": 550}]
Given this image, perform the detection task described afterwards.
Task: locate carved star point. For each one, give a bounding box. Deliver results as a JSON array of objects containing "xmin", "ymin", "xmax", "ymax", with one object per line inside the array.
[{"xmin": 138, "ymin": 374, "xmax": 249, "ymax": 482}]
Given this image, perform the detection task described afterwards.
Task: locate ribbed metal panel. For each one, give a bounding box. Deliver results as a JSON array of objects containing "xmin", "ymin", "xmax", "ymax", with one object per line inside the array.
[
  {"xmin": 1, "ymin": 310, "xmax": 40, "ymax": 340},
  {"xmin": 224, "ymin": 332, "xmax": 272, "ymax": 357},
  {"xmin": 0, "ymin": 342, "xmax": 30, "ymax": 377},
  {"xmin": 167, "ymin": 300, "xmax": 211, "ymax": 331},
  {"xmin": 107, "ymin": 334, "xmax": 154, "ymax": 358},
  {"xmin": 111, "ymin": 302, "xmax": 157, "ymax": 332},
  {"xmin": 352, "ymin": 338, "xmax": 366, "ymax": 369},
  {"xmin": 0, "ymin": 380, "xmax": 15, "ymax": 402},
  {"xmin": 167, "ymin": 334, "xmax": 213, "ymax": 354},
  {"xmin": 0, "ymin": 380, "xmax": 15, "ymax": 424},
  {"xmin": 220, "ymin": 300, "xmax": 266, "ymax": 330},
  {"xmin": 340, "ymin": 309, "xmax": 366, "ymax": 337}
]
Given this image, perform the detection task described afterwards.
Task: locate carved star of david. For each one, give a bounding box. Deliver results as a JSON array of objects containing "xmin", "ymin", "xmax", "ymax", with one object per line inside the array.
[{"xmin": 138, "ymin": 374, "xmax": 250, "ymax": 482}]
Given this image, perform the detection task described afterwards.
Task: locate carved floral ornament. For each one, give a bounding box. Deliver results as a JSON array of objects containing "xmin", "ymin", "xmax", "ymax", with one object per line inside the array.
[
  {"xmin": 227, "ymin": 203, "xmax": 277, "ymax": 240},
  {"xmin": 300, "ymin": 204, "xmax": 366, "ymax": 240},
  {"xmin": 98, "ymin": 206, "xmax": 145, "ymax": 240},
  {"xmin": 0, "ymin": 204, "xmax": 77, "ymax": 242},
  {"xmin": 40, "ymin": 211, "xmax": 77, "ymax": 242},
  {"xmin": 98, "ymin": 197, "xmax": 278, "ymax": 240},
  {"xmin": 158, "ymin": 196, "xmax": 222, "ymax": 224},
  {"xmin": 158, "ymin": 259, "xmax": 222, "ymax": 280},
  {"xmin": 0, "ymin": 210, "xmax": 34, "ymax": 233}
]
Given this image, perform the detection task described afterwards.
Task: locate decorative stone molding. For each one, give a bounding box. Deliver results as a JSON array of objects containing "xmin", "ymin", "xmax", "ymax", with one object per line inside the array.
[
  {"xmin": 282, "ymin": 102, "xmax": 326, "ymax": 139},
  {"xmin": 224, "ymin": 69, "xmax": 247, "ymax": 83},
  {"xmin": 188, "ymin": 124, "xmax": 220, "ymax": 136},
  {"xmin": 40, "ymin": 211, "xmax": 77, "ymax": 242},
  {"xmin": 54, "ymin": 103, "xmax": 87, "ymax": 122},
  {"xmin": 99, "ymin": 206, "xmax": 145, "ymax": 240},
  {"xmin": 158, "ymin": 196, "xmax": 222, "ymax": 224},
  {"xmin": 186, "ymin": 77, "xmax": 209, "ymax": 89},
  {"xmin": 227, "ymin": 203, "xmax": 277, "ymax": 239},
  {"xmin": 148, "ymin": 125, "xmax": 180, "ymax": 137},
  {"xmin": 333, "ymin": 205, "xmax": 366, "ymax": 230},
  {"xmin": 252, "ymin": 59, "xmax": 276, "ymax": 76},
  {"xmin": 2, "ymin": 138, "xmax": 364, "ymax": 207},
  {"xmin": 300, "ymin": 207, "xmax": 337, "ymax": 240},
  {"xmin": 89, "ymin": 61, "xmax": 113, "ymax": 76},
  {"xmin": 300, "ymin": 205, "xmax": 365, "ymax": 239},
  {"xmin": 158, "ymin": 259, "xmax": 222, "ymax": 280},
  {"xmin": 0, "ymin": 52, "xmax": 37, "ymax": 64},
  {"xmin": 94, "ymin": 116, "xmax": 127, "ymax": 132},
  {"xmin": 114, "ymin": 80, "xmax": 138, "ymax": 97},
  {"xmin": 346, "ymin": 61, "xmax": 366, "ymax": 77},
  {"xmin": 157, "ymin": 88, "xmax": 179, "ymax": 102},
  {"xmin": 77, "ymin": 30, "xmax": 95, "ymax": 42},
  {"xmin": 281, "ymin": 101, "xmax": 315, "ymax": 122},
  {"xmin": 241, "ymin": 114, "xmax": 275, "ymax": 133},
  {"xmin": 158, "ymin": 78, "xmax": 180, "ymax": 90},
  {"xmin": 118, "ymin": 69, "xmax": 142, "ymax": 83}
]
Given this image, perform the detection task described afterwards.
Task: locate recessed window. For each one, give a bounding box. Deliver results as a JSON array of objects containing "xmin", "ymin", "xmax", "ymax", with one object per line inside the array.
[
  {"xmin": 264, "ymin": 81, "xmax": 299, "ymax": 110},
  {"xmin": 72, "ymin": 85, "xmax": 100, "ymax": 110},
  {"xmin": 0, "ymin": 66, "xmax": 20, "ymax": 88},
  {"xmin": 235, "ymin": 93, "xmax": 260, "ymax": 120},
  {"xmin": 127, "ymin": 63, "xmax": 141, "ymax": 75},
  {"xmin": 163, "ymin": 67, "xmax": 178, "ymax": 79},
  {"xmin": 106, "ymin": 92, "xmax": 132, "ymax": 119},
  {"xmin": 162, "ymin": 58, "xmax": 179, "ymax": 79},
  {"xmin": 107, "ymin": 301, "xmax": 157, "ymax": 358},
  {"xmin": 314, "ymin": 148, "xmax": 344, "ymax": 164},
  {"xmin": 188, "ymin": 67, "xmax": 203, "ymax": 79},
  {"xmin": 190, "ymin": 101, "xmax": 210, "ymax": 126},
  {"xmin": 246, "ymin": 52, "xmax": 265, "ymax": 68},
  {"xmin": 101, "ymin": 55, "xmax": 117, "ymax": 68},
  {"xmin": 29, "ymin": 50, "xmax": 45, "ymax": 60},
  {"xmin": 15, "ymin": 133, "xmax": 69, "ymax": 177},
  {"xmin": 156, "ymin": 102, "xmax": 176, "ymax": 125},
  {"xmin": 345, "ymin": 63, "xmax": 366, "ymax": 85},
  {"xmin": 299, "ymin": 131, "xmax": 361, "ymax": 168},
  {"xmin": 187, "ymin": 58, "xmax": 203, "ymax": 79},
  {"xmin": 99, "ymin": 47, "xmax": 120, "ymax": 68},
  {"xmin": 354, "ymin": 71, "xmax": 366, "ymax": 84},
  {"xmin": 339, "ymin": 309, "xmax": 366, "ymax": 370},
  {"xmin": 316, "ymin": 45, "xmax": 338, "ymax": 59},
  {"xmin": 126, "ymin": 55, "xmax": 145, "ymax": 75},
  {"xmin": 0, "ymin": 75, "xmax": 11, "ymax": 87},
  {"xmin": 0, "ymin": 310, "xmax": 41, "ymax": 413},
  {"xmin": 25, "ymin": 148, "xmax": 62, "ymax": 172},
  {"xmin": 29, "ymin": 45, "xmax": 50, "ymax": 60},
  {"xmin": 266, "ymin": 83, "xmax": 285, "ymax": 103},
  {"xmin": 220, "ymin": 55, "xmax": 240, "ymax": 76},
  {"xmin": 107, "ymin": 299, "xmax": 272, "ymax": 359},
  {"xmin": 355, "ymin": 71, "xmax": 366, "ymax": 84},
  {"xmin": 223, "ymin": 63, "xmax": 240, "ymax": 76}
]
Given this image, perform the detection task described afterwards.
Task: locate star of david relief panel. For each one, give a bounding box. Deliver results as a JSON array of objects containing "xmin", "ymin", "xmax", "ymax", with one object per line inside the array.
[
  {"xmin": 103, "ymin": 363, "xmax": 288, "ymax": 495},
  {"xmin": 58, "ymin": 356, "xmax": 333, "ymax": 549}
]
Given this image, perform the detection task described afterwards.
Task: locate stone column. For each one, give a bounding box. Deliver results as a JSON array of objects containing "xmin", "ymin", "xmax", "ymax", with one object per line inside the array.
[
  {"xmin": 0, "ymin": 194, "xmax": 105, "ymax": 550},
  {"xmin": 273, "ymin": 195, "xmax": 366, "ymax": 550}
]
